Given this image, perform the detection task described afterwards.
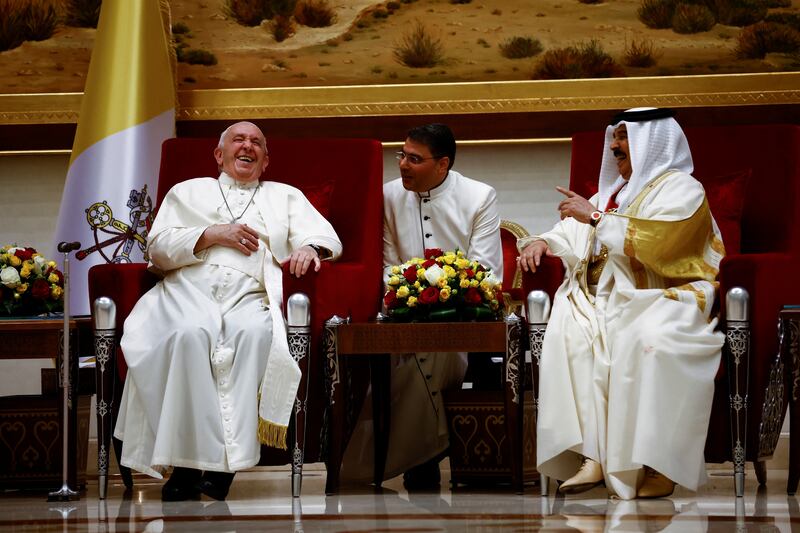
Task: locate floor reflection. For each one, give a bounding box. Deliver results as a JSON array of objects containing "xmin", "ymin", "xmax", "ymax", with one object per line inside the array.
[{"xmin": 0, "ymin": 468, "xmax": 798, "ymax": 532}]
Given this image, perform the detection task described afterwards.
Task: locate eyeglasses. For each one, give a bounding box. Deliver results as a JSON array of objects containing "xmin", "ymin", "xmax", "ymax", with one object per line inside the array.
[{"xmin": 395, "ymin": 151, "xmax": 441, "ymax": 165}]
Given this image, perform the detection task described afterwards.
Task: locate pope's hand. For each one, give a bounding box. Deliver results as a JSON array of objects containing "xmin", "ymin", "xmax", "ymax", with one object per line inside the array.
[
  {"xmin": 283, "ymin": 245, "xmax": 321, "ymax": 278},
  {"xmin": 518, "ymin": 240, "xmax": 551, "ymax": 273},
  {"xmin": 195, "ymin": 223, "xmax": 259, "ymax": 255},
  {"xmin": 556, "ymin": 186, "xmax": 596, "ymax": 224}
]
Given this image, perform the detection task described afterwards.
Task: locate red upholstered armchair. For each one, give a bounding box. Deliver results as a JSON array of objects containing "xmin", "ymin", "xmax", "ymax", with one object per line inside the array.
[
  {"xmin": 523, "ymin": 124, "xmax": 800, "ymax": 496},
  {"xmin": 89, "ymin": 137, "xmax": 384, "ymax": 498}
]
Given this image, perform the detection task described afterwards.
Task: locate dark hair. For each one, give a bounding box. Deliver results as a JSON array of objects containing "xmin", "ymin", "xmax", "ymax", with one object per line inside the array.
[{"xmin": 406, "ymin": 123, "xmax": 456, "ymax": 170}]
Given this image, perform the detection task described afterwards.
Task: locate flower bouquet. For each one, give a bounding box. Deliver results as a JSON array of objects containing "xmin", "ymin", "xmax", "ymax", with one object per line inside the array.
[
  {"xmin": 0, "ymin": 245, "xmax": 64, "ymax": 317},
  {"xmin": 383, "ymin": 248, "xmax": 503, "ymax": 322}
]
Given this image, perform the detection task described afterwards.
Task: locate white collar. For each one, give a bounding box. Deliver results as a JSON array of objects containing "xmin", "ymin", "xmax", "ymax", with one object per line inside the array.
[
  {"xmin": 219, "ymin": 172, "xmax": 260, "ymax": 190},
  {"xmin": 416, "ymin": 170, "xmax": 457, "ymax": 200}
]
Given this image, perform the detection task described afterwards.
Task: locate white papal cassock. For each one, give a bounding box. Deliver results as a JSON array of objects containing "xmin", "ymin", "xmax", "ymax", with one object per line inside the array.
[
  {"xmin": 520, "ymin": 116, "xmax": 725, "ymax": 499},
  {"xmin": 342, "ymin": 169, "xmax": 503, "ymax": 482},
  {"xmin": 115, "ymin": 173, "xmax": 341, "ymax": 477}
]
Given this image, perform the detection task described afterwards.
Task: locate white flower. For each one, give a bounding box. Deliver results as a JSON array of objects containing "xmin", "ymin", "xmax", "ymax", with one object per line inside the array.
[
  {"xmin": 424, "ymin": 264, "xmax": 445, "ymax": 287},
  {"xmin": 485, "ymin": 272, "xmax": 502, "ymax": 288},
  {"xmin": 1, "ymin": 266, "xmax": 21, "ymax": 288},
  {"xmin": 33, "ymin": 255, "xmax": 46, "ymax": 276}
]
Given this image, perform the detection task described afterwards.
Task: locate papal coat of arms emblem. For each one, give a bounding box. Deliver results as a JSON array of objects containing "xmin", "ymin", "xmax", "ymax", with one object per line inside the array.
[{"xmin": 77, "ymin": 185, "xmax": 154, "ymax": 263}]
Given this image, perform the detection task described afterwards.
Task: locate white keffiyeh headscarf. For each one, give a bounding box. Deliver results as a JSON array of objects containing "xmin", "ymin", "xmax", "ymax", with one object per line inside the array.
[{"xmin": 597, "ymin": 107, "xmax": 694, "ymax": 215}]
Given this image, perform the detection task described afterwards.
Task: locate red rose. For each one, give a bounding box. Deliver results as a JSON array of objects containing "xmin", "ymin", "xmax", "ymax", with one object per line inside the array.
[
  {"xmin": 464, "ymin": 287, "xmax": 483, "ymax": 305},
  {"xmin": 383, "ymin": 290, "xmax": 398, "ymax": 309},
  {"xmin": 402, "ymin": 265, "xmax": 418, "ymax": 284},
  {"xmin": 418, "ymin": 286, "xmax": 439, "ymax": 305},
  {"xmin": 31, "ymin": 278, "xmax": 50, "ymax": 300},
  {"xmin": 424, "ymin": 248, "xmax": 443, "ymax": 260},
  {"xmin": 422, "ymin": 259, "xmax": 435, "ymax": 268},
  {"xmin": 15, "ymin": 247, "xmax": 35, "ymax": 261},
  {"xmin": 465, "ymin": 269, "xmax": 475, "ymax": 279}
]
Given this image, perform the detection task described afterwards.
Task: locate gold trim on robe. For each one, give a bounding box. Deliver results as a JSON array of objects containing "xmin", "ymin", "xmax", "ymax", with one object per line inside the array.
[{"xmin": 621, "ymin": 172, "xmax": 721, "ymax": 290}]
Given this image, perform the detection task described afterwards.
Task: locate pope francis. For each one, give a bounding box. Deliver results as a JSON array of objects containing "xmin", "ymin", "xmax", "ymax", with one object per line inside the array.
[{"xmin": 114, "ymin": 122, "xmax": 342, "ymax": 501}]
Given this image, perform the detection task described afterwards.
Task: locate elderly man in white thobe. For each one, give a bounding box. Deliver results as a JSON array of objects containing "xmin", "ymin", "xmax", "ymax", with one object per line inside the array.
[
  {"xmin": 518, "ymin": 108, "xmax": 724, "ymax": 499},
  {"xmin": 342, "ymin": 123, "xmax": 503, "ymax": 489},
  {"xmin": 114, "ymin": 121, "xmax": 342, "ymax": 501}
]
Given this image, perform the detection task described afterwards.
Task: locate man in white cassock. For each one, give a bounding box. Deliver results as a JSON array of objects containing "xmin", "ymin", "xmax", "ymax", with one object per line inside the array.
[
  {"xmin": 518, "ymin": 108, "xmax": 724, "ymax": 499},
  {"xmin": 342, "ymin": 123, "xmax": 503, "ymax": 489},
  {"xmin": 114, "ymin": 122, "xmax": 342, "ymax": 501}
]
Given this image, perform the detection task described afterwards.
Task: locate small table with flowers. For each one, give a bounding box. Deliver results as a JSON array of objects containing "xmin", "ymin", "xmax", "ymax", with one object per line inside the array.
[{"xmin": 322, "ymin": 315, "xmax": 525, "ymax": 494}]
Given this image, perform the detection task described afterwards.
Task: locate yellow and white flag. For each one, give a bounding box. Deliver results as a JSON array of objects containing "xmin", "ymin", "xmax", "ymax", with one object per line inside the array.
[{"xmin": 54, "ymin": 0, "xmax": 175, "ymax": 315}]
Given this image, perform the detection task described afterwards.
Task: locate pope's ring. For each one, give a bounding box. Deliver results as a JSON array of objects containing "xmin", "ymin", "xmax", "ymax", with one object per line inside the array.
[{"xmin": 240, "ymin": 238, "xmax": 247, "ymax": 245}]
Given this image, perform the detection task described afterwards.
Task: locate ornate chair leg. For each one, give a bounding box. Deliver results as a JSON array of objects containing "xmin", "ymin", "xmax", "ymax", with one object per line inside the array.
[
  {"xmin": 527, "ymin": 290, "xmax": 551, "ymax": 497},
  {"xmin": 726, "ymin": 287, "xmax": 750, "ymax": 498},
  {"xmin": 93, "ymin": 297, "xmax": 117, "ymax": 500},
  {"xmin": 287, "ymin": 293, "xmax": 311, "ymax": 498}
]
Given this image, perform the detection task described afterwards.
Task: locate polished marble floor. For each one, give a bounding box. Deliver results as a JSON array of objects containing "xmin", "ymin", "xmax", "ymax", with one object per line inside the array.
[{"xmin": 2, "ymin": 464, "xmax": 799, "ymax": 532}]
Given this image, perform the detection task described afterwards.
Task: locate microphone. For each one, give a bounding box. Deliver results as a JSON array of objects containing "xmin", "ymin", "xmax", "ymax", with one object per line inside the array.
[{"xmin": 57, "ymin": 241, "xmax": 81, "ymax": 253}]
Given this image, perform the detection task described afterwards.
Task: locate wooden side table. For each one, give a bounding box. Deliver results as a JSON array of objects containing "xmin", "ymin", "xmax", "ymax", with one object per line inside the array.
[
  {"xmin": 0, "ymin": 317, "xmax": 91, "ymax": 490},
  {"xmin": 779, "ymin": 309, "xmax": 800, "ymax": 494},
  {"xmin": 322, "ymin": 315, "xmax": 525, "ymax": 494}
]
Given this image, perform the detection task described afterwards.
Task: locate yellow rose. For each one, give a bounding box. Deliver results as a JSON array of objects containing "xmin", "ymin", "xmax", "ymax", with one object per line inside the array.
[
  {"xmin": 51, "ymin": 285, "xmax": 63, "ymax": 299},
  {"xmin": 460, "ymin": 278, "xmax": 470, "ymax": 289},
  {"xmin": 455, "ymin": 258, "xmax": 470, "ymax": 270},
  {"xmin": 48, "ymin": 272, "xmax": 60, "ymax": 284},
  {"xmin": 414, "ymin": 281, "xmax": 421, "ymax": 289},
  {"xmin": 20, "ymin": 263, "xmax": 32, "ymax": 279},
  {"xmin": 476, "ymin": 271, "xmax": 485, "ymax": 281},
  {"xmin": 397, "ymin": 285, "xmax": 410, "ymax": 298},
  {"xmin": 47, "ymin": 260, "xmax": 57, "ymax": 268},
  {"xmin": 417, "ymin": 268, "xmax": 425, "ymax": 279},
  {"xmin": 456, "ymin": 250, "xmax": 465, "ymax": 257},
  {"xmin": 480, "ymin": 279, "xmax": 492, "ymax": 291},
  {"xmin": 439, "ymin": 287, "xmax": 451, "ymax": 302},
  {"xmin": 388, "ymin": 275, "xmax": 401, "ymax": 286},
  {"xmin": 443, "ymin": 253, "xmax": 456, "ymax": 265},
  {"xmin": 16, "ymin": 283, "xmax": 28, "ymax": 293},
  {"xmin": 407, "ymin": 296, "xmax": 418, "ymax": 308},
  {"xmin": 443, "ymin": 265, "xmax": 456, "ymax": 278},
  {"xmin": 437, "ymin": 277, "xmax": 448, "ymax": 288},
  {"xmin": 470, "ymin": 279, "xmax": 479, "ymax": 288},
  {"xmin": 391, "ymin": 265, "xmax": 401, "ymax": 275},
  {"xmin": 9, "ymin": 255, "xmax": 21, "ymax": 267}
]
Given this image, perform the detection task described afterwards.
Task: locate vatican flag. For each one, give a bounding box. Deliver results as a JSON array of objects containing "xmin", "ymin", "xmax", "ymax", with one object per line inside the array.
[{"xmin": 53, "ymin": 0, "xmax": 175, "ymax": 316}]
